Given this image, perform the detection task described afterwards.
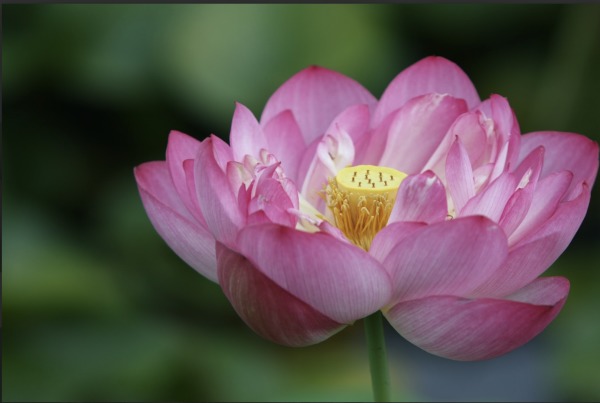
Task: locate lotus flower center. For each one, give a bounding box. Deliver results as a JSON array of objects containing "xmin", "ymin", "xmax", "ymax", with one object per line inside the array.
[{"xmin": 325, "ymin": 165, "xmax": 407, "ymax": 251}]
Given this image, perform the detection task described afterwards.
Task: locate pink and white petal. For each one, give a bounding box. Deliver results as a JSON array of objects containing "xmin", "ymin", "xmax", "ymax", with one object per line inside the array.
[
  {"xmin": 373, "ymin": 56, "xmax": 480, "ymax": 127},
  {"xmin": 262, "ymin": 110, "xmax": 306, "ymax": 183},
  {"xmin": 166, "ymin": 131, "xmax": 204, "ymax": 216},
  {"xmin": 383, "ymin": 216, "xmax": 508, "ymax": 302},
  {"xmin": 217, "ymin": 243, "xmax": 344, "ymax": 347},
  {"xmin": 134, "ymin": 161, "xmax": 217, "ymax": 282},
  {"xmin": 519, "ymin": 131, "xmax": 599, "ymax": 198},
  {"xmin": 389, "ymin": 171, "xmax": 448, "ymax": 224},
  {"xmin": 509, "ymin": 171, "xmax": 572, "ymax": 245},
  {"xmin": 475, "ymin": 95, "xmax": 521, "ymax": 169},
  {"xmin": 459, "ymin": 172, "xmax": 517, "ymax": 222},
  {"xmin": 261, "ymin": 66, "xmax": 377, "ymax": 145},
  {"xmin": 326, "ymin": 103, "xmax": 371, "ymax": 145},
  {"xmin": 422, "ymin": 111, "xmax": 487, "ymax": 181},
  {"xmin": 369, "ymin": 221, "xmax": 427, "ymax": 263},
  {"xmin": 378, "ymin": 94, "xmax": 468, "ymax": 174},
  {"xmin": 301, "ymin": 129, "xmax": 356, "ymax": 211},
  {"xmin": 384, "ymin": 277, "xmax": 568, "ymax": 361},
  {"xmin": 247, "ymin": 178, "xmax": 298, "ymax": 228},
  {"xmin": 445, "ymin": 138, "xmax": 475, "ymax": 214},
  {"xmin": 195, "ymin": 138, "xmax": 245, "ymax": 246},
  {"xmin": 230, "ymin": 102, "xmax": 269, "ymax": 162},
  {"xmin": 235, "ymin": 224, "xmax": 392, "ymax": 323},
  {"xmin": 209, "ymin": 134, "xmax": 234, "ymax": 172}
]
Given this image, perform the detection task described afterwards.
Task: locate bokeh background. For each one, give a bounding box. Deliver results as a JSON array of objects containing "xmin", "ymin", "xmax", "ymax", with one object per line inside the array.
[{"xmin": 3, "ymin": 4, "xmax": 600, "ymax": 402}]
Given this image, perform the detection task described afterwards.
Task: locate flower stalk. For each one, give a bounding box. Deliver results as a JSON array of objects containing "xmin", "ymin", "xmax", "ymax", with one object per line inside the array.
[{"xmin": 364, "ymin": 311, "xmax": 391, "ymax": 402}]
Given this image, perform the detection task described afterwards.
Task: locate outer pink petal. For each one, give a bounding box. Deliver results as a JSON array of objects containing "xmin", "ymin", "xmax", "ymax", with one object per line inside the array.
[
  {"xmin": 519, "ymin": 131, "xmax": 599, "ymax": 198},
  {"xmin": 377, "ymin": 94, "xmax": 468, "ymax": 174},
  {"xmin": 473, "ymin": 182, "xmax": 591, "ymax": 297},
  {"xmin": 230, "ymin": 102, "xmax": 269, "ymax": 162},
  {"xmin": 262, "ymin": 110, "xmax": 306, "ymax": 183},
  {"xmin": 134, "ymin": 161, "xmax": 217, "ymax": 282},
  {"xmin": 383, "ymin": 216, "xmax": 508, "ymax": 302},
  {"xmin": 384, "ymin": 277, "xmax": 569, "ymax": 361},
  {"xmin": 195, "ymin": 138, "xmax": 244, "ymax": 246},
  {"xmin": 216, "ymin": 243, "xmax": 344, "ymax": 347},
  {"xmin": 373, "ymin": 56, "xmax": 480, "ymax": 127},
  {"xmin": 388, "ymin": 171, "xmax": 448, "ymax": 224},
  {"xmin": 235, "ymin": 224, "xmax": 392, "ymax": 323},
  {"xmin": 260, "ymin": 66, "xmax": 377, "ymax": 146}
]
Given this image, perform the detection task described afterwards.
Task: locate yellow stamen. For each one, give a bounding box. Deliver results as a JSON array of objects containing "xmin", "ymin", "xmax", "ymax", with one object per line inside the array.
[{"xmin": 325, "ymin": 165, "xmax": 407, "ymax": 251}]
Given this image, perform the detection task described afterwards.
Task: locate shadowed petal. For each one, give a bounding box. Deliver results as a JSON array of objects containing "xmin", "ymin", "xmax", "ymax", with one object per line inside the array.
[
  {"xmin": 235, "ymin": 224, "xmax": 392, "ymax": 323},
  {"xmin": 383, "ymin": 216, "xmax": 508, "ymax": 302},
  {"xmin": 385, "ymin": 277, "xmax": 569, "ymax": 361},
  {"xmin": 217, "ymin": 243, "xmax": 344, "ymax": 346},
  {"xmin": 373, "ymin": 56, "xmax": 480, "ymax": 127},
  {"xmin": 261, "ymin": 66, "xmax": 376, "ymax": 146},
  {"xmin": 134, "ymin": 161, "xmax": 217, "ymax": 282}
]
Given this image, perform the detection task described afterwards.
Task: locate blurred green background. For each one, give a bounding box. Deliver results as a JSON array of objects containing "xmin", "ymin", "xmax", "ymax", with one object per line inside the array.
[{"xmin": 3, "ymin": 4, "xmax": 600, "ymax": 402}]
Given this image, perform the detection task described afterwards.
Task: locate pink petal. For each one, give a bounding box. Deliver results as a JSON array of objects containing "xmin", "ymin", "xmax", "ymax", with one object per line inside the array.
[
  {"xmin": 473, "ymin": 183, "xmax": 591, "ymax": 297},
  {"xmin": 262, "ymin": 110, "xmax": 306, "ymax": 183},
  {"xmin": 445, "ymin": 137, "xmax": 475, "ymax": 214},
  {"xmin": 377, "ymin": 93, "xmax": 468, "ymax": 174},
  {"xmin": 235, "ymin": 224, "xmax": 392, "ymax": 323},
  {"xmin": 383, "ymin": 216, "xmax": 508, "ymax": 302},
  {"xmin": 195, "ymin": 137, "xmax": 244, "ymax": 245},
  {"xmin": 459, "ymin": 172, "xmax": 517, "ymax": 221},
  {"xmin": 230, "ymin": 102, "xmax": 269, "ymax": 162},
  {"xmin": 134, "ymin": 161, "xmax": 217, "ymax": 282},
  {"xmin": 217, "ymin": 243, "xmax": 344, "ymax": 347},
  {"xmin": 373, "ymin": 56, "xmax": 480, "ymax": 128},
  {"xmin": 519, "ymin": 131, "xmax": 599, "ymax": 199},
  {"xmin": 384, "ymin": 277, "xmax": 568, "ymax": 361},
  {"xmin": 388, "ymin": 171, "xmax": 448, "ymax": 224},
  {"xmin": 261, "ymin": 66, "xmax": 377, "ymax": 146}
]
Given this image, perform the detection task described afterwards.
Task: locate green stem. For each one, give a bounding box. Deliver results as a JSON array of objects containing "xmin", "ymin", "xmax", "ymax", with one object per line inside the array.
[{"xmin": 364, "ymin": 311, "xmax": 391, "ymax": 402}]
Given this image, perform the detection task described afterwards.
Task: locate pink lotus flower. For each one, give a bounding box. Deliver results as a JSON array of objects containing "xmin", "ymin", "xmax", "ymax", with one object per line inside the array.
[{"xmin": 135, "ymin": 56, "xmax": 598, "ymax": 360}]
